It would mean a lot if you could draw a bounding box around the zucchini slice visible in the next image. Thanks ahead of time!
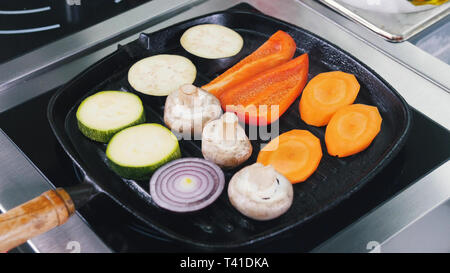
[128,54,196,96]
[76,91,145,143]
[180,24,243,59]
[106,123,181,180]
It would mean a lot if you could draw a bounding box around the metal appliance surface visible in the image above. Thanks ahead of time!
[0,129,111,253]
[379,198,450,253]
[317,0,450,42]
[0,0,449,252]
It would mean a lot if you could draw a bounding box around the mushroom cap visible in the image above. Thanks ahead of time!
[201,112,252,168]
[228,163,293,221]
[164,84,222,139]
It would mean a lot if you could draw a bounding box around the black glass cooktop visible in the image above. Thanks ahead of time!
[0,89,449,252]
[0,0,152,64]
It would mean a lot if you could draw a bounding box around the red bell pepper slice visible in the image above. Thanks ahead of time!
[220,53,309,126]
[202,30,296,98]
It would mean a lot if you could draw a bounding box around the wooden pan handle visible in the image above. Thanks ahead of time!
[0,188,75,252]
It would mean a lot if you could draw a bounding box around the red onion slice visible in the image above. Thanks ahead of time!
[149,158,225,212]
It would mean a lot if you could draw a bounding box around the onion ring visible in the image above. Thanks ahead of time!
[149,158,225,212]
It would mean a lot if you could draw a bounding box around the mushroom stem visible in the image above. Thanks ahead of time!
[222,113,238,141]
[248,164,277,190]
[179,84,198,106]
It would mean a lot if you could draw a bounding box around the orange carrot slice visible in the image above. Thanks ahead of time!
[202,30,296,98]
[300,71,360,127]
[325,104,382,157]
[221,54,309,125]
[257,130,322,184]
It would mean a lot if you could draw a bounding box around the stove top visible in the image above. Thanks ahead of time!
[0,88,448,252]
[0,0,152,64]
[0,0,449,253]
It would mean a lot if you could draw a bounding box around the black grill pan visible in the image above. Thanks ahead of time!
[46,3,411,248]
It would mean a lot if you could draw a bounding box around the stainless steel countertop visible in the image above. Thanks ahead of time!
[0,0,449,252]
[0,130,111,253]
[317,0,450,42]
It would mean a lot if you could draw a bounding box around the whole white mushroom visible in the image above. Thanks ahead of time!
[228,163,293,221]
[164,84,222,139]
[201,112,252,168]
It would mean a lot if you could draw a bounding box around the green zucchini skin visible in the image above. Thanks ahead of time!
[106,123,181,180]
[76,91,146,143]
[107,145,181,180]
[77,111,146,143]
